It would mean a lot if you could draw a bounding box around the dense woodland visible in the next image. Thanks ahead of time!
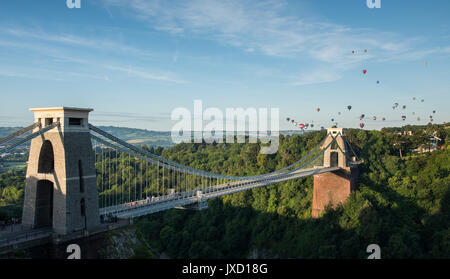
[0,124,449,258]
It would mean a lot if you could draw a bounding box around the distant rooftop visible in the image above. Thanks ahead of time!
[29,107,94,112]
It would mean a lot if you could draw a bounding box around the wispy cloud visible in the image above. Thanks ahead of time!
[100,0,401,60]
[105,65,186,83]
[1,27,153,57]
[289,70,342,86]
[0,69,65,81]
[92,111,171,123]
[100,0,450,86]
[0,26,186,84]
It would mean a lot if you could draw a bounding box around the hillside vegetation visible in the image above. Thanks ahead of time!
[135,125,450,259]
[0,124,449,258]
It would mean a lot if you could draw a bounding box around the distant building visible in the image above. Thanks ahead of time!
[397,131,413,136]
[414,135,443,153]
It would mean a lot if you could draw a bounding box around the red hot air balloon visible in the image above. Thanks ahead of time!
[317,108,320,112]
[299,124,305,130]
[360,123,365,128]
[362,69,367,74]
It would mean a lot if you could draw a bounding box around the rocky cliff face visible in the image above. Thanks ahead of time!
[99,226,152,259]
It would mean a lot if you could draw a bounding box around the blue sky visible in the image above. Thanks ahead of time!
[0,0,449,131]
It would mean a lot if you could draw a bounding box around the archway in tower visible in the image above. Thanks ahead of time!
[330,152,339,167]
[38,140,54,174]
[35,180,54,228]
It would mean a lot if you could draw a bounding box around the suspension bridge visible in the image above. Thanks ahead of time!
[0,107,360,253]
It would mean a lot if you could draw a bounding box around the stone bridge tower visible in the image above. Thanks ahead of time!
[22,107,100,235]
[312,128,359,218]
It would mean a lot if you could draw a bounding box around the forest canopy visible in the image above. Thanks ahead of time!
[0,124,449,258]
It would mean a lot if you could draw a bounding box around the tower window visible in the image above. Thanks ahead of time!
[78,160,84,193]
[45,118,53,126]
[80,199,86,217]
[69,118,82,126]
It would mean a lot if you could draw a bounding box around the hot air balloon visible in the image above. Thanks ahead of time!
[364,49,367,53]
[298,124,304,130]
[360,123,365,128]
[310,124,314,128]
[338,112,341,116]
[377,80,380,84]
[362,69,367,74]
[331,118,335,122]
[321,126,325,130]
[413,97,416,101]
[433,110,436,114]
[417,117,421,121]
[402,116,406,121]
[421,99,424,102]
[286,118,290,121]
[382,117,386,121]
[402,105,406,109]
[317,108,320,112]
[291,120,294,123]
[352,50,355,54]
[347,105,352,110]
[373,116,377,121]
[430,118,434,122]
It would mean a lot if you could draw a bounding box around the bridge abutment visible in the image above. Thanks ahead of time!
[312,167,358,218]
[312,128,359,218]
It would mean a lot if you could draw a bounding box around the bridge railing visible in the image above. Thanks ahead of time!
[0,228,52,248]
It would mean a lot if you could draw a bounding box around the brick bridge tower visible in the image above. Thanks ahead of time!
[312,128,359,218]
[22,107,100,235]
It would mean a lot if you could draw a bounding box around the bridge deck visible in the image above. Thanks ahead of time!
[100,166,340,219]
